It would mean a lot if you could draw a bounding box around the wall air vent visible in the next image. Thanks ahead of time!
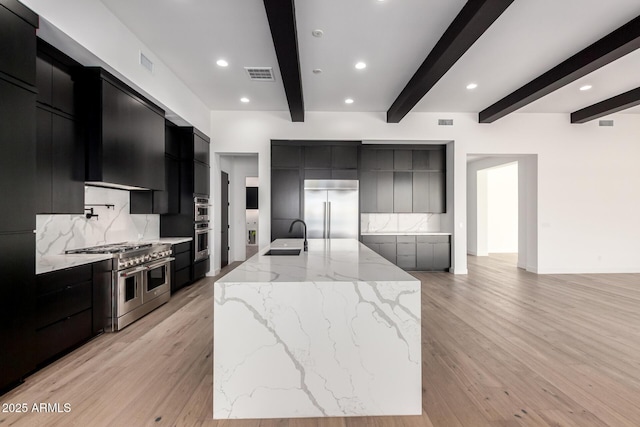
[140,52,153,73]
[245,67,275,81]
[599,120,614,127]
[438,119,454,126]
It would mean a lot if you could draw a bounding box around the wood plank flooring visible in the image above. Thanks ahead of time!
[1,254,639,426]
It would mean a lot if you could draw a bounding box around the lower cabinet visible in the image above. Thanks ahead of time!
[171,241,192,293]
[362,234,450,272]
[34,261,108,366]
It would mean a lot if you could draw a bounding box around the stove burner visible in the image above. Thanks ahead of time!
[66,242,153,254]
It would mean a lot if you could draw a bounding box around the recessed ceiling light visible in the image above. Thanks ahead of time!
[466,83,478,90]
[312,29,324,38]
[355,62,367,70]
[312,68,323,74]
[240,97,250,103]
[580,85,593,91]
[216,59,228,67]
[345,98,354,104]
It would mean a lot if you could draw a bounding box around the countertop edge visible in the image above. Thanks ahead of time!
[361,232,452,236]
[36,254,113,275]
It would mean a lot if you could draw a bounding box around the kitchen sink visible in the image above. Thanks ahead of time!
[263,248,301,256]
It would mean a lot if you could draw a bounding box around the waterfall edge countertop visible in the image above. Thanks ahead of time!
[217,238,417,283]
[214,238,421,419]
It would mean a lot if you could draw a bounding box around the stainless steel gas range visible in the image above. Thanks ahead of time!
[67,242,174,331]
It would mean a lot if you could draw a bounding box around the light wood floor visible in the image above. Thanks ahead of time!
[2,254,640,426]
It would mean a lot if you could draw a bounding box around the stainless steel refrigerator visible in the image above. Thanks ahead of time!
[304,180,359,239]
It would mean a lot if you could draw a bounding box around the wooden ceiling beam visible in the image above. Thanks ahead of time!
[263,0,304,122]
[571,87,640,123]
[480,15,640,123]
[386,0,515,123]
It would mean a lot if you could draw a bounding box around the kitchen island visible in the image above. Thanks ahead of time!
[214,238,421,419]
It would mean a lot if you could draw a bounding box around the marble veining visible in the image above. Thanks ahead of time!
[361,213,441,233]
[36,186,159,258]
[214,239,421,419]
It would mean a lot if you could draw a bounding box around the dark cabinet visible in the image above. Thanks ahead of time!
[36,107,84,214]
[360,146,446,213]
[362,235,396,264]
[305,145,331,169]
[393,172,412,213]
[331,146,358,169]
[194,161,210,196]
[92,260,111,334]
[0,232,35,391]
[79,68,165,190]
[171,241,192,293]
[194,133,210,165]
[417,235,450,271]
[0,2,37,86]
[272,145,301,168]
[0,77,36,233]
[35,48,75,115]
[34,263,99,365]
[272,169,301,220]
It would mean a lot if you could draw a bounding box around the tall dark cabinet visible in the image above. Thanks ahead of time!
[160,125,211,289]
[0,0,38,392]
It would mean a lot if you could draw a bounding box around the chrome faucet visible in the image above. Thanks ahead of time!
[288,219,308,251]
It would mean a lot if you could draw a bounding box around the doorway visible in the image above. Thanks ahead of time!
[221,171,229,268]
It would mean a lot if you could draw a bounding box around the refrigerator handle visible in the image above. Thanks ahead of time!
[323,201,327,239]
[327,201,331,238]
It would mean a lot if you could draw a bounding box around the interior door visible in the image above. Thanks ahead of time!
[221,171,229,267]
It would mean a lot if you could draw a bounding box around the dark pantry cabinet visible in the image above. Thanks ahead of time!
[0,0,38,392]
[78,68,165,190]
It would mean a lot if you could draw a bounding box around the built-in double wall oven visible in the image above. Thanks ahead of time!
[194,196,210,262]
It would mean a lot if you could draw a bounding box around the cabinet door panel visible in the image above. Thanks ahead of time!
[52,64,75,115]
[433,243,451,271]
[429,172,446,213]
[0,232,35,388]
[397,254,416,270]
[378,242,396,264]
[429,148,445,171]
[0,5,36,85]
[305,146,331,169]
[359,171,377,213]
[0,79,36,232]
[36,54,53,106]
[332,146,358,169]
[271,219,302,241]
[393,172,412,213]
[194,161,210,196]
[52,114,84,213]
[376,172,393,213]
[194,134,209,164]
[412,150,429,170]
[36,309,91,365]
[92,260,111,334]
[271,169,301,219]
[305,169,331,180]
[331,169,358,180]
[36,108,53,214]
[377,150,394,170]
[412,172,429,212]
[272,145,301,168]
[394,150,412,170]
[397,242,416,255]
[416,243,434,270]
[361,149,376,170]
[164,155,180,213]
[36,280,92,329]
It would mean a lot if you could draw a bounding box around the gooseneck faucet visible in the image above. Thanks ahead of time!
[288,219,308,251]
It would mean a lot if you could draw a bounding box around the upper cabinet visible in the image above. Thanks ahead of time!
[35,40,84,214]
[0,1,37,86]
[360,146,446,214]
[78,68,165,190]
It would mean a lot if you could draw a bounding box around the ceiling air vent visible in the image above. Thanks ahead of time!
[245,67,275,81]
[140,52,153,73]
[599,120,614,127]
[438,119,454,126]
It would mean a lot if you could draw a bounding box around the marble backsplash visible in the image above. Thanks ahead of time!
[360,213,441,233]
[36,186,159,257]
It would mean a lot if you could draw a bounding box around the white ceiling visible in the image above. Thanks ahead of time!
[100,0,640,119]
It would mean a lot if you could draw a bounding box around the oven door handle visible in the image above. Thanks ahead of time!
[145,257,175,270]
[120,266,147,278]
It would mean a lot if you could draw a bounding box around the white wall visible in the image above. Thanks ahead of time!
[23,0,211,133]
[487,162,518,253]
[211,110,640,274]
[214,155,258,272]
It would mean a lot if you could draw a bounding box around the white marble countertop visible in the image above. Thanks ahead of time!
[218,238,417,283]
[149,237,193,244]
[36,254,113,275]
[361,231,452,236]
